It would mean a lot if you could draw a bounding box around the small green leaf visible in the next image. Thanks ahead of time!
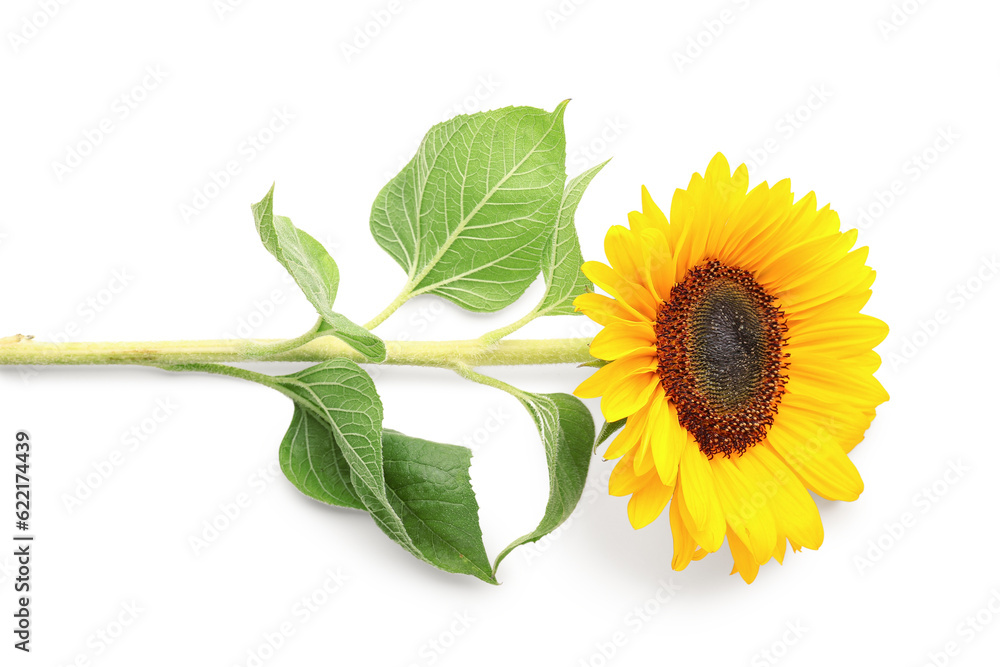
[595,418,626,454]
[253,186,386,361]
[493,391,594,574]
[274,361,495,582]
[535,160,609,316]
[279,405,364,510]
[370,103,568,312]
[315,313,384,362]
[382,430,496,584]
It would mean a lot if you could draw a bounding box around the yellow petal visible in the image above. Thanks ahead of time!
[727,529,761,584]
[628,478,674,529]
[641,185,669,230]
[772,536,788,565]
[604,404,649,460]
[702,155,749,257]
[582,261,658,320]
[605,225,647,287]
[777,392,878,454]
[784,362,889,409]
[669,189,704,281]
[676,437,726,551]
[766,413,865,501]
[669,496,698,571]
[627,210,653,233]
[716,181,784,268]
[573,292,640,326]
[650,399,684,487]
[633,385,665,475]
[638,227,676,302]
[609,449,642,496]
[589,321,656,361]
[574,352,656,399]
[740,446,824,551]
[788,313,889,349]
[784,259,875,316]
[710,455,778,565]
[600,369,660,422]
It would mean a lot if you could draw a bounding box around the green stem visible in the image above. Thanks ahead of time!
[154,362,333,424]
[449,362,527,400]
[157,361,276,386]
[241,317,324,359]
[0,336,594,368]
[477,308,540,346]
[364,284,415,330]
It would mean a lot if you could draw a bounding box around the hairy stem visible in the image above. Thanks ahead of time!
[240,317,324,359]
[363,285,414,330]
[477,308,540,346]
[450,362,527,400]
[156,361,278,386]
[154,362,334,424]
[0,336,594,368]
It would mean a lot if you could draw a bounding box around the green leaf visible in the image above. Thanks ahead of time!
[314,312,384,362]
[252,186,386,361]
[273,360,418,557]
[595,418,626,454]
[274,361,495,583]
[279,405,365,510]
[535,160,609,316]
[382,430,495,584]
[370,103,568,312]
[493,391,595,574]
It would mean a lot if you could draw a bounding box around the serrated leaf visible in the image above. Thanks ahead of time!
[273,360,419,560]
[382,430,495,584]
[253,186,386,361]
[535,160,609,316]
[370,103,568,312]
[279,405,365,510]
[493,392,594,574]
[595,418,626,454]
[273,361,495,582]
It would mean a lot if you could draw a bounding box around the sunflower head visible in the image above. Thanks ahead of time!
[574,153,888,583]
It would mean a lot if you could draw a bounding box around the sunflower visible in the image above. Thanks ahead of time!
[574,153,888,583]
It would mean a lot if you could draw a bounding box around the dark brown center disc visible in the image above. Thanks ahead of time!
[655,260,788,458]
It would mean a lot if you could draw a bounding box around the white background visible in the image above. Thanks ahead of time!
[2,1,998,665]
